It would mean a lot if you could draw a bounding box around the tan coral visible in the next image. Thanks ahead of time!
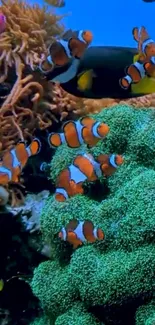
[56,86,155,116]
[0,0,65,154]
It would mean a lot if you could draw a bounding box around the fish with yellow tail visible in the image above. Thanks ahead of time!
[48,116,109,149]
[0,138,41,185]
[55,153,124,202]
[58,219,104,249]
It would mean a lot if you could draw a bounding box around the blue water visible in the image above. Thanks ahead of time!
[35,0,155,47]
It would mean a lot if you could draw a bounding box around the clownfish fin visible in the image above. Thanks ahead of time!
[48,132,64,148]
[28,138,41,156]
[101,163,109,173]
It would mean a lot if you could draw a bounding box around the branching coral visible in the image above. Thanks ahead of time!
[30,104,155,325]
[0,0,66,153]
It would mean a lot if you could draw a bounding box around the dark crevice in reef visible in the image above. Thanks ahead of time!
[0,210,47,325]
[90,293,153,325]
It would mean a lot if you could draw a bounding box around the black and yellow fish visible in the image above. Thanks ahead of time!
[38,26,155,99]
[43,45,155,99]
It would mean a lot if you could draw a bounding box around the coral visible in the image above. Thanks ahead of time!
[55,302,101,325]
[57,88,155,117]
[9,190,50,232]
[29,315,52,325]
[30,104,155,324]
[49,104,152,180]
[135,301,155,325]
[0,0,65,154]
[31,260,77,317]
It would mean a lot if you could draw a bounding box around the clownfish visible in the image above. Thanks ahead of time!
[48,117,110,149]
[119,26,155,91]
[58,218,104,249]
[55,153,124,202]
[133,26,155,59]
[39,29,93,84]
[40,25,155,99]
[119,60,146,90]
[0,138,41,185]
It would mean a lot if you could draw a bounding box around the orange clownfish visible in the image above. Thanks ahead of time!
[132,26,155,59]
[58,218,104,249]
[39,29,93,73]
[119,26,155,90]
[48,117,110,149]
[55,153,124,202]
[0,138,41,185]
[119,60,146,90]
[96,153,124,176]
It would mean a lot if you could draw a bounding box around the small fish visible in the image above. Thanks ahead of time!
[133,26,155,59]
[96,153,124,176]
[0,279,4,291]
[120,27,155,90]
[0,13,6,34]
[39,30,92,83]
[48,117,109,148]
[55,153,123,202]
[67,30,93,59]
[0,138,41,185]
[58,218,104,249]
[119,60,146,90]
[40,30,92,69]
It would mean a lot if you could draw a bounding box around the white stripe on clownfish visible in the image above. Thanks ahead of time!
[75,120,85,145]
[92,121,103,138]
[83,153,102,178]
[0,166,12,180]
[93,227,98,239]
[61,227,67,241]
[55,187,69,199]
[109,154,118,168]
[11,149,21,168]
[74,220,86,242]
[47,39,72,66]
[142,38,154,53]
[78,30,86,43]
[69,164,87,183]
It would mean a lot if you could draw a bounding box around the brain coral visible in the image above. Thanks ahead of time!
[30,104,155,325]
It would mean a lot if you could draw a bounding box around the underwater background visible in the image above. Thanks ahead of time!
[36,0,155,46]
[0,0,155,324]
